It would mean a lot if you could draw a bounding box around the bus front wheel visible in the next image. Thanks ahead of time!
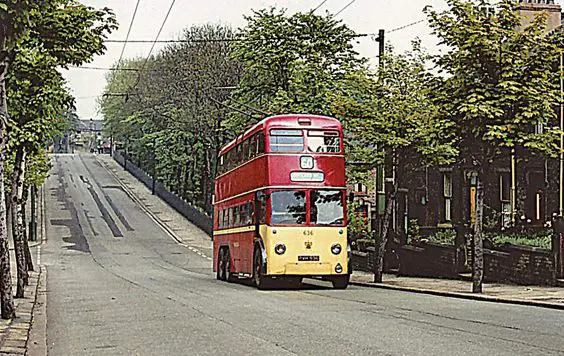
[331,275,350,289]
[253,250,271,290]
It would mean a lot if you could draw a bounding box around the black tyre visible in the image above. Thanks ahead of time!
[224,249,235,282]
[331,275,350,289]
[253,249,270,290]
[217,248,226,281]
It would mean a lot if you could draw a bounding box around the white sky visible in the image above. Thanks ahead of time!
[62,0,564,120]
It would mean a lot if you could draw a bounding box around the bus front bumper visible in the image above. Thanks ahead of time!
[269,262,348,276]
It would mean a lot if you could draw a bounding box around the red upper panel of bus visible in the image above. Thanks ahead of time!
[215,114,345,204]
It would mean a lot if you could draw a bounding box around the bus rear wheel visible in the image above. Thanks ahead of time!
[253,250,271,290]
[331,275,350,289]
[217,248,226,281]
[224,249,235,282]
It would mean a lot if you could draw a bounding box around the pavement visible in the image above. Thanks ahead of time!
[0,185,45,355]
[9,153,564,355]
[351,271,564,309]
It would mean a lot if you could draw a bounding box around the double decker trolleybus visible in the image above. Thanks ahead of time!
[213,114,350,289]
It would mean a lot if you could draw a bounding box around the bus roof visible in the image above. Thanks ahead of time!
[219,114,342,155]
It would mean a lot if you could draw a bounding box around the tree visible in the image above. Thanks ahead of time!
[425,0,561,292]
[101,24,240,214]
[334,41,456,282]
[0,0,116,316]
[228,7,365,133]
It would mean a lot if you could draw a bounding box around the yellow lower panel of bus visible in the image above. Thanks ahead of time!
[261,225,348,276]
[283,263,333,275]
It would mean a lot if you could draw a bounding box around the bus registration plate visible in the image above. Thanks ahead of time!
[298,255,320,262]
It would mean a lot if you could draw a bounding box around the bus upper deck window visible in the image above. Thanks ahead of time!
[269,129,304,152]
[307,131,341,153]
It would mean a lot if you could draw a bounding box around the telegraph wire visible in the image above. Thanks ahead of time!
[72,66,140,71]
[129,0,176,95]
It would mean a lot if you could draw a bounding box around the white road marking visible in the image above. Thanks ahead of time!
[97,156,212,261]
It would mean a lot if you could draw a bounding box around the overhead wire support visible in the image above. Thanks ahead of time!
[227,97,270,117]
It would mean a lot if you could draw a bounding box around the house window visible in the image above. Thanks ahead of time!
[500,174,511,227]
[443,174,452,222]
[499,174,510,202]
[535,123,544,134]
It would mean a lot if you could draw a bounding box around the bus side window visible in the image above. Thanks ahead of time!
[234,206,240,226]
[227,207,232,228]
[247,202,253,224]
[257,132,265,154]
[249,136,256,160]
[256,192,267,224]
[236,144,242,166]
[242,140,249,164]
[240,203,247,225]
[218,210,223,229]
[223,209,229,228]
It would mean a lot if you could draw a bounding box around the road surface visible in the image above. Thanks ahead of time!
[42,153,564,355]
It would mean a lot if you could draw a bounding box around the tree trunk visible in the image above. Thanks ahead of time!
[22,185,33,272]
[11,145,27,298]
[473,175,485,293]
[374,183,397,283]
[0,30,15,318]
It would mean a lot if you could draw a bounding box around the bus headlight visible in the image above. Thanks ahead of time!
[275,244,286,255]
[331,243,342,255]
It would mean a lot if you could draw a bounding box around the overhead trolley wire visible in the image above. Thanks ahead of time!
[311,0,329,13]
[334,0,356,16]
[388,19,426,33]
[139,0,176,73]
[117,0,142,67]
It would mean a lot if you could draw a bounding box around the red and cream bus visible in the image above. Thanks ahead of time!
[213,114,350,289]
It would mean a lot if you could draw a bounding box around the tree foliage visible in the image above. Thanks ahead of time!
[101,24,240,213]
[0,0,116,315]
[227,8,366,133]
[426,0,561,161]
[425,0,562,293]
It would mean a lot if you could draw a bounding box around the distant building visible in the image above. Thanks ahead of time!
[75,119,103,134]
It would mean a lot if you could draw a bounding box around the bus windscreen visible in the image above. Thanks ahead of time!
[271,190,306,224]
[310,190,344,225]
